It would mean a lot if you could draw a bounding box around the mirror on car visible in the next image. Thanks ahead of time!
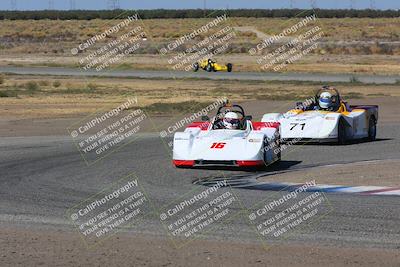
[201,115,210,121]
[244,115,252,121]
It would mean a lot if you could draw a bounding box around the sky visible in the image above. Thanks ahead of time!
[1,0,399,11]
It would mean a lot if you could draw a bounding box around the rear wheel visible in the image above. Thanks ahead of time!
[227,63,233,72]
[263,138,281,167]
[262,138,269,167]
[337,118,347,145]
[192,62,199,72]
[206,64,213,72]
[368,116,377,141]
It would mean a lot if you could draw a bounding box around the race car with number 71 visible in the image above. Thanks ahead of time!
[261,86,378,144]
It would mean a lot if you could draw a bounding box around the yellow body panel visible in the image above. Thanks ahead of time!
[291,102,362,116]
[198,59,231,72]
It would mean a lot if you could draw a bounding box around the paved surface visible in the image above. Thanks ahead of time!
[1,66,400,84]
[0,121,399,250]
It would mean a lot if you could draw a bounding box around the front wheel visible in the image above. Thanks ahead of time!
[368,116,377,141]
[273,138,281,165]
[263,138,281,167]
[206,64,213,72]
[192,62,199,72]
[226,63,233,72]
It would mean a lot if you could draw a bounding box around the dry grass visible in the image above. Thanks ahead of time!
[0,17,399,75]
[0,17,399,55]
[230,17,400,41]
[0,74,398,119]
[0,17,398,43]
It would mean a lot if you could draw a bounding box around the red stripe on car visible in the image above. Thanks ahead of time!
[186,122,210,131]
[236,160,265,166]
[252,122,280,130]
[173,160,195,167]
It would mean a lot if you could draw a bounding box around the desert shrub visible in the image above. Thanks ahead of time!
[0,90,17,97]
[38,80,49,86]
[65,84,97,94]
[25,81,40,93]
[87,83,98,90]
[53,80,61,87]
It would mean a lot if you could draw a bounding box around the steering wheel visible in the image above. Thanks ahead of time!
[213,105,246,129]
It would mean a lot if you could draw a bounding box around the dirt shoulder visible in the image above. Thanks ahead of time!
[1,225,399,267]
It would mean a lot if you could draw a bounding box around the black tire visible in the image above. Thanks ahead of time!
[337,117,347,145]
[226,63,233,72]
[274,138,281,165]
[262,138,269,167]
[192,62,199,72]
[206,64,213,72]
[368,116,377,141]
[263,138,281,167]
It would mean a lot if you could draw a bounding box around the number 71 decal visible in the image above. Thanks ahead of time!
[290,123,306,130]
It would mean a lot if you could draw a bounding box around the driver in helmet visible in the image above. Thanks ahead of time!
[222,112,241,130]
[318,91,333,110]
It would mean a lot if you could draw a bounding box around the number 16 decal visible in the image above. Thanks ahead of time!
[210,142,226,149]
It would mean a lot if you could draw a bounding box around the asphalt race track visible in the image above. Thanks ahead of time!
[1,66,400,84]
[1,121,399,250]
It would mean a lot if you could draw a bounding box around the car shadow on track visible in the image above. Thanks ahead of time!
[293,138,391,146]
[188,160,302,173]
[192,160,302,186]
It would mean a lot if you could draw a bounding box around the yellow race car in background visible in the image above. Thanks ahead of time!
[193,59,233,72]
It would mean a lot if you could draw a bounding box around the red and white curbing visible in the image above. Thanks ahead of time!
[241,182,400,196]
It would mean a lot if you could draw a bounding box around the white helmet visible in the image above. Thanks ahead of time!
[223,112,240,129]
[319,91,332,109]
